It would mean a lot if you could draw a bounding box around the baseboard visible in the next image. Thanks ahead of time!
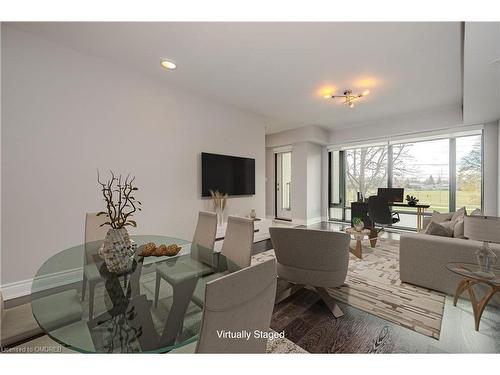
[1,267,83,300]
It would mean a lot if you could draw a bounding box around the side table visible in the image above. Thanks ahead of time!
[446,262,500,331]
[345,227,377,259]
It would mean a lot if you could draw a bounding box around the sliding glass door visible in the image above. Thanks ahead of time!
[328,131,483,228]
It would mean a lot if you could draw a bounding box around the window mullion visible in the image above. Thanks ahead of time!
[449,138,456,212]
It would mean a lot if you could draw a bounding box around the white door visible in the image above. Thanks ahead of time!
[276,151,292,220]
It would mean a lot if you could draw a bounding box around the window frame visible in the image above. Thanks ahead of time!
[328,132,484,226]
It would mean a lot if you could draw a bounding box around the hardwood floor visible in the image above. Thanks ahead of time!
[270,288,500,353]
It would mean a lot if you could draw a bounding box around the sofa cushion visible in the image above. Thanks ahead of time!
[431,211,454,223]
[451,207,467,238]
[469,208,483,216]
[453,220,466,239]
[424,221,453,237]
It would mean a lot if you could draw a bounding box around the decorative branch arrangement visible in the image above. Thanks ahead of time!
[97,170,142,229]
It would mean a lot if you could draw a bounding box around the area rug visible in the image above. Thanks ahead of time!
[252,239,446,340]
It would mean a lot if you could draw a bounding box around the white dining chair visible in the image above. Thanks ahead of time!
[82,212,109,319]
[171,258,277,353]
[154,211,218,307]
[189,215,255,307]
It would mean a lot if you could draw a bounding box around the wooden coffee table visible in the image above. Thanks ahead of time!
[345,227,377,259]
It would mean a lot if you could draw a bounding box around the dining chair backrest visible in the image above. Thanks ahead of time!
[368,195,393,225]
[84,212,109,265]
[221,216,254,271]
[195,258,277,353]
[190,211,218,265]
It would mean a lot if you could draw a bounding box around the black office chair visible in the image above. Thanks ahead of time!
[367,195,400,233]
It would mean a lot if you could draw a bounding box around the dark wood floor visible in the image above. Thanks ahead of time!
[271,288,445,354]
[271,286,500,353]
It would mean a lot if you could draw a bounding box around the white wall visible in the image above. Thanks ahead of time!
[329,105,463,145]
[463,22,500,125]
[266,125,329,148]
[306,143,322,222]
[1,26,266,293]
[483,122,498,216]
[265,141,323,225]
[0,23,3,289]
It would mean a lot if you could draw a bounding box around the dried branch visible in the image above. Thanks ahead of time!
[97,170,140,229]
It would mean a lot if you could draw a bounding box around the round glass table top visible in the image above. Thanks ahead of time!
[31,235,230,353]
[446,262,500,285]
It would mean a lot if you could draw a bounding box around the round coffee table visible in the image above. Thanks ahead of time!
[446,262,500,331]
[345,227,377,259]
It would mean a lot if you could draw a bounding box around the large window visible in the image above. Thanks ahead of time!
[345,146,388,206]
[456,135,482,212]
[392,139,450,213]
[328,131,483,228]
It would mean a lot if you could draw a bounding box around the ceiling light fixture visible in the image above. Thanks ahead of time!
[160,58,177,70]
[325,89,370,108]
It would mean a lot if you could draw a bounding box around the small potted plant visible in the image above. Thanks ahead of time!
[406,194,419,207]
[97,171,142,273]
[353,217,364,231]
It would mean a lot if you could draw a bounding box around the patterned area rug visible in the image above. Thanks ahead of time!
[252,238,446,340]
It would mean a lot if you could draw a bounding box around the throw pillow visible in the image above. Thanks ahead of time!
[425,221,453,237]
[431,211,454,223]
[451,207,467,223]
[453,220,466,239]
[469,208,483,216]
[451,207,467,238]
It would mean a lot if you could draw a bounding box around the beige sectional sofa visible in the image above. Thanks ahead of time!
[400,218,500,307]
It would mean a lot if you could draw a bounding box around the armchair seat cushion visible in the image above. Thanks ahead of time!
[277,263,347,288]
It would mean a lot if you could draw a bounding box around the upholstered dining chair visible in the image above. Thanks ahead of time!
[171,258,277,353]
[269,227,350,318]
[82,212,109,319]
[189,215,255,307]
[154,211,218,307]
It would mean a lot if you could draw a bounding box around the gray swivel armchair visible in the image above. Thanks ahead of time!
[269,227,350,318]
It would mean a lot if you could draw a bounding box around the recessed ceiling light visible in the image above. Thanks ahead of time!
[160,59,177,70]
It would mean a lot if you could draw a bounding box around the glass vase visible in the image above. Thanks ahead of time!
[475,241,498,276]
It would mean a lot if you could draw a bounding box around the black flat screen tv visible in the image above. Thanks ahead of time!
[201,152,255,197]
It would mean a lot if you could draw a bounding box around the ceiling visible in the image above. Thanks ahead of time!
[10,22,463,134]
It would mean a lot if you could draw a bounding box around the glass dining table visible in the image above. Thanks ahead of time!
[31,235,232,353]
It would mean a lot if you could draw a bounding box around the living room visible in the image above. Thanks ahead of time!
[1,1,499,373]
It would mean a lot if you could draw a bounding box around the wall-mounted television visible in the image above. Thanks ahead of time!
[201,152,255,197]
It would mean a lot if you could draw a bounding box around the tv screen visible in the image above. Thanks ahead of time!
[201,152,255,197]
